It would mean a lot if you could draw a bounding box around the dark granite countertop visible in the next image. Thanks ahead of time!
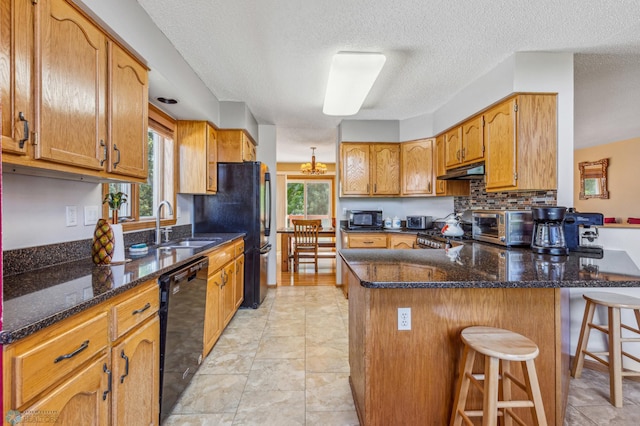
[340,226,419,234]
[1,232,244,344]
[339,241,640,289]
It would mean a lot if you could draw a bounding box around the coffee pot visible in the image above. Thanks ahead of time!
[531,207,569,255]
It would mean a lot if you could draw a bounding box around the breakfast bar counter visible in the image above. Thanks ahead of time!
[339,243,640,426]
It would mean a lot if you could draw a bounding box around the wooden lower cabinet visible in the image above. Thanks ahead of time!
[388,234,416,249]
[203,238,244,357]
[347,270,568,425]
[347,233,388,248]
[18,354,110,426]
[2,279,160,426]
[111,316,160,426]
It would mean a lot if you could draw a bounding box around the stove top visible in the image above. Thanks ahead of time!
[416,228,473,249]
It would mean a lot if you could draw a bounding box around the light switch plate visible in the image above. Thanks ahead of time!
[84,205,99,226]
[65,206,78,227]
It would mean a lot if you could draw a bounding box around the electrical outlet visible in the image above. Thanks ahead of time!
[84,205,99,225]
[398,307,411,331]
[65,206,78,227]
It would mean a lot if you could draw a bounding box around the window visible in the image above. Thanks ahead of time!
[286,178,332,228]
[102,105,176,230]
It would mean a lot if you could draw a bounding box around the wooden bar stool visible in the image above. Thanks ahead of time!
[571,292,640,407]
[451,326,547,426]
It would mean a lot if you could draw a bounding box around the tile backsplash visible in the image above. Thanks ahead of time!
[454,179,557,212]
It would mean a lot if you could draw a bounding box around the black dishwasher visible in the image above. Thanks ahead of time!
[158,257,209,423]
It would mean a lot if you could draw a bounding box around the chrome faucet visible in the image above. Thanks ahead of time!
[156,200,174,245]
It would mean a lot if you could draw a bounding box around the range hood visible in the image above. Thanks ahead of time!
[437,163,485,180]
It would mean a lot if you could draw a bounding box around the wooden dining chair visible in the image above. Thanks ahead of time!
[292,219,321,272]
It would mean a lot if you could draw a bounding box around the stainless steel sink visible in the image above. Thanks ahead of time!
[160,238,222,249]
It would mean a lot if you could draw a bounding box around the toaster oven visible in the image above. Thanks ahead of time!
[406,215,432,230]
[472,210,533,246]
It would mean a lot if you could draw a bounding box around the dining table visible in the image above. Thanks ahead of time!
[277,227,336,271]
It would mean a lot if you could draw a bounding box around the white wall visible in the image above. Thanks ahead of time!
[2,173,102,249]
[257,125,278,286]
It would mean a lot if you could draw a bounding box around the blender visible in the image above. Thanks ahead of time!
[531,207,569,255]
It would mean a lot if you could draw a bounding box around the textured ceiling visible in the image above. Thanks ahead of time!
[136,0,640,162]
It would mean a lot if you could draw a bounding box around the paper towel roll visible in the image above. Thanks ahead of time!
[111,223,125,263]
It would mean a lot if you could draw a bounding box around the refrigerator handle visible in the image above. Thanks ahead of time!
[264,171,272,236]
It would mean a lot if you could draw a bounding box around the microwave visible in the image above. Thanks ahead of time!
[347,210,383,230]
[406,215,432,230]
[472,210,533,246]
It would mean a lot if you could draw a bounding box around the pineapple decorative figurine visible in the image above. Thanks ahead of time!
[92,218,115,264]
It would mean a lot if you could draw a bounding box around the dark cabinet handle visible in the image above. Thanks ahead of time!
[222,270,229,286]
[103,363,112,400]
[113,144,121,167]
[18,112,29,148]
[132,302,151,315]
[120,350,129,383]
[54,340,89,363]
[100,140,107,166]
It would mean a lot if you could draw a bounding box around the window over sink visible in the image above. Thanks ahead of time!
[102,105,177,230]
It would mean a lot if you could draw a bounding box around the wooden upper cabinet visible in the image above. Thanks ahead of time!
[461,115,484,164]
[444,126,462,169]
[217,129,256,162]
[340,143,371,195]
[435,135,469,197]
[0,0,32,156]
[1,0,149,183]
[107,42,149,180]
[371,143,400,195]
[178,121,218,194]
[484,94,557,192]
[445,116,484,169]
[34,0,107,171]
[401,138,434,196]
[484,100,516,189]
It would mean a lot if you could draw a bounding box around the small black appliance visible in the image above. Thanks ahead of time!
[563,208,604,256]
[530,207,569,255]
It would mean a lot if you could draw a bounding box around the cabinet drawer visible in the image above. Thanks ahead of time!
[348,234,388,248]
[111,281,159,341]
[234,239,245,257]
[207,243,235,274]
[10,310,108,408]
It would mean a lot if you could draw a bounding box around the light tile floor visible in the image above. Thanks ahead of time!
[164,285,640,425]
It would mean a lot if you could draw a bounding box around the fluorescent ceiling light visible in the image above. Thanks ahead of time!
[323,52,386,116]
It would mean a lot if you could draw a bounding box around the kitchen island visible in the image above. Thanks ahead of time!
[340,243,640,426]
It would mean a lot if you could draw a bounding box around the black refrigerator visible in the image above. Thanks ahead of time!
[193,162,271,308]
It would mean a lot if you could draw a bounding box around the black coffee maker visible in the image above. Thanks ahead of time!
[531,207,569,255]
[563,208,604,256]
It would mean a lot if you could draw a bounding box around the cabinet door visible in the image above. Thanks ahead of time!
[242,133,255,161]
[107,42,148,180]
[204,269,223,356]
[112,316,160,426]
[484,99,517,190]
[34,0,106,170]
[222,262,236,327]
[371,144,400,195]
[444,127,462,168]
[389,234,416,249]
[20,354,110,425]
[207,124,218,192]
[401,139,434,195]
[1,0,31,156]
[340,143,370,195]
[461,115,484,164]
[234,254,245,310]
[435,135,447,195]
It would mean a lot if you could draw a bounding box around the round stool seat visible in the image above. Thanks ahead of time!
[461,326,539,361]
[583,292,640,309]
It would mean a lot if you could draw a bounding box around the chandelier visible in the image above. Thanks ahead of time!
[300,146,327,175]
